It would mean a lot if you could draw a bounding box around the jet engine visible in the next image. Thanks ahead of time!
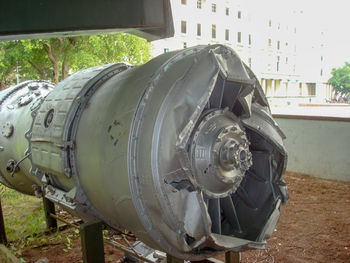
[0,45,288,260]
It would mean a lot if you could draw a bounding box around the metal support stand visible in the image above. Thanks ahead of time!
[42,197,57,230]
[0,196,7,244]
[166,255,184,263]
[80,220,105,263]
[225,251,240,263]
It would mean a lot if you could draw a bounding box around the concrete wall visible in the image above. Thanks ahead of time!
[274,115,350,181]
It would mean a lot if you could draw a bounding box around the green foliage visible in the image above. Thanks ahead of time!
[328,62,350,96]
[1,186,46,243]
[0,33,152,88]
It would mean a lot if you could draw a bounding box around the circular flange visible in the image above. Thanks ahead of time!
[190,109,252,198]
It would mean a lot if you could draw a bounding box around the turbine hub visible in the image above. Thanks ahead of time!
[190,109,252,198]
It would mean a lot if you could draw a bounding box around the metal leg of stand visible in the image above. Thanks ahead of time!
[166,254,184,263]
[42,197,57,230]
[225,251,240,263]
[0,196,7,244]
[80,220,105,263]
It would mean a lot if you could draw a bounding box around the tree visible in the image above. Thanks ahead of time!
[0,33,152,89]
[328,62,350,96]
[0,45,16,90]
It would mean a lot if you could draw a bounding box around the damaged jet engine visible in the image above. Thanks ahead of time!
[0,45,288,260]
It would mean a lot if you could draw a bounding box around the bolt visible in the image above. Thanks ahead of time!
[240,150,247,161]
[47,185,56,194]
[32,184,42,198]
[64,194,74,203]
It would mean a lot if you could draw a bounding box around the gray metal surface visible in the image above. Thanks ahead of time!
[0,45,288,260]
[0,81,53,194]
[0,0,173,41]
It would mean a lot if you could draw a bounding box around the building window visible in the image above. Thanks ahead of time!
[286,57,289,64]
[277,56,280,72]
[197,0,202,9]
[181,21,187,34]
[248,58,252,68]
[307,83,316,96]
[183,42,187,48]
[248,34,252,45]
[237,32,241,43]
[212,3,216,13]
[294,27,297,33]
[269,20,272,27]
[212,24,216,39]
[268,38,272,47]
[320,69,323,76]
[225,29,229,41]
[321,56,323,61]
[277,41,280,50]
[285,42,288,47]
[181,0,186,5]
[164,48,169,53]
[226,8,229,16]
[278,23,280,30]
[238,11,241,19]
[197,24,201,36]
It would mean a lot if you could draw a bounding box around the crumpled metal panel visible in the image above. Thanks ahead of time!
[128,45,288,259]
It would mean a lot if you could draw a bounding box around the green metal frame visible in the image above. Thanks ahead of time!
[0,0,173,41]
[0,196,7,245]
[80,220,105,263]
[42,198,58,230]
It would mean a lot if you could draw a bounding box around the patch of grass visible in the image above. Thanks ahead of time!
[1,185,47,243]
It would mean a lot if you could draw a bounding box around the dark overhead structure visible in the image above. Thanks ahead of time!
[0,0,173,41]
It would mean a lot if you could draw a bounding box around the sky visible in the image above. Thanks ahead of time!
[265,0,350,69]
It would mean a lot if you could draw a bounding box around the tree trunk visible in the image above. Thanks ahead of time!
[0,81,5,91]
[53,63,59,83]
[42,39,64,83]
[62,58,69,80]
[29,61,46,79]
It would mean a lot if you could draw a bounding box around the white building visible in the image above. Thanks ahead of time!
[152,0,332,104]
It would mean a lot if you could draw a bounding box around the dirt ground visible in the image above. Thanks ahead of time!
[19,172,350,263]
